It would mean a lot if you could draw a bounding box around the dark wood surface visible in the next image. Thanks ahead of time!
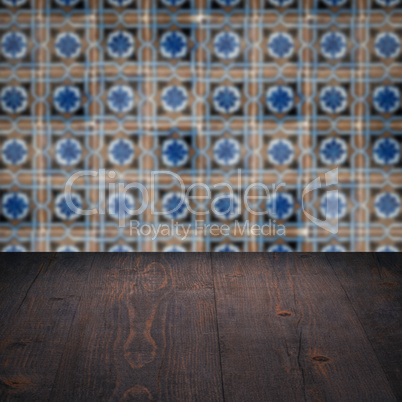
[0,253,400,402]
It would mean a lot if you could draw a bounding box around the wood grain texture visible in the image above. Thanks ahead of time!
[0,253,95,401]
[49,253,223,402]
[0,254,50,339]
[0,253,400,402]
[211,253,397,402]
[326,252,402,400]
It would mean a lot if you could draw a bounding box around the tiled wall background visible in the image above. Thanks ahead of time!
[0,0,401,251]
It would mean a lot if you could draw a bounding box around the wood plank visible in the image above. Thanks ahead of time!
[0,253,95,401]
[50,253,223,402]
[327,252,402,400]
[211,253,396,402]
[0,254,52,338]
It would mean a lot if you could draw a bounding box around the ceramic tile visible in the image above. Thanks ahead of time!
[0,0,401,251]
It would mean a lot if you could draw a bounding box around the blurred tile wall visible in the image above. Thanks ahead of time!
[0,0,401,251]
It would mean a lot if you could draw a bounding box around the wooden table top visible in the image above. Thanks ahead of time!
[0,253,401,401]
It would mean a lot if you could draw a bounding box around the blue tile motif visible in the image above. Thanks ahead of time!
[0,0,401,252]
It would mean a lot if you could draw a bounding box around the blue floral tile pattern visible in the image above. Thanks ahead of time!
[107,85,135,114]
[3,244,27,252]
[374,33,400,59]
[160,31,188,59]
[54,193,82,221]
[1,86,28,114]
[214,138,240,167]
[213,86,241,114]
[0,0,401,251]
[320,138,348,165]
[108,193,136,220]
[1,32,27,59]
[55,33,81,59]
[2,193,29,220]
[162,86,188,112]
[214,32,241,59]
[268,244,293,252]
[215,244,240,252]
[2,139,28,166]
[2,0,27,6]
[212,194,241,221]
[267,193,294,220]
[320,32,347,60]
[268,139,295,166]
[108,0,132,6]
[268,32,294,59]
[375,192,400,219]
[320,86,348,114]
[55,138,82,166]
[373,86,400,114]
[162,138,189,167]
[162,192,189,220]
[107,31,135,59]
[53,86,81,114]
[320,192,348,220]
[56,0,80,6]
[373,138,400,166]
[266,86,294,114]
[108,139,135,166]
